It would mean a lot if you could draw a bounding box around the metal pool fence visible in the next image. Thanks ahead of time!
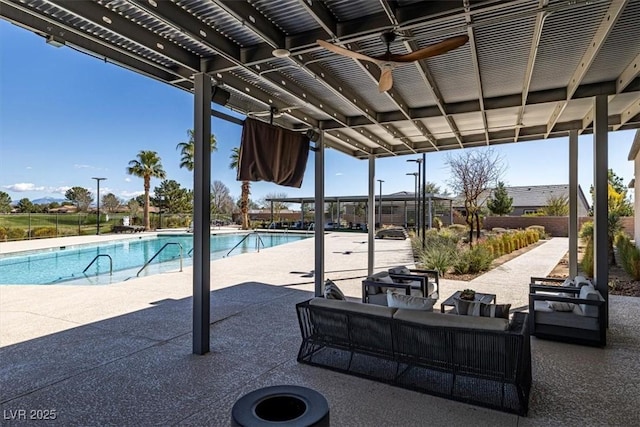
[0,213,199,241]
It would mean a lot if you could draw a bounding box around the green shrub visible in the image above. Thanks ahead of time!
[3,227,26,241]
[30,227,57,238]
[448,224,467,236]
[614,233,640,280]
[579,221,593,242]
[453,244,494,274]
[526,225,547,239]
[419,246,456,276]
[581,239,594,277]
[501,234,513,254]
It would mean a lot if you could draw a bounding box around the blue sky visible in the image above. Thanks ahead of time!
[1,20,637,206]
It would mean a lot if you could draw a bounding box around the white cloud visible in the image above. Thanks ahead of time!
[73,164,93,169]
[335,172,343,176]
[50,186,71,195]
[3,183,45,192]
[26,166,32,170]
[124,177,131,182]
[119,190,144,199]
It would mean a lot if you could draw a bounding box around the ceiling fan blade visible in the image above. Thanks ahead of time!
[378,69,394,92]
[386,35,469,63]
[317,39,382,65]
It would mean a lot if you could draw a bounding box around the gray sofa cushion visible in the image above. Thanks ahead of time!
[309,297,398,318]
[386,291,435,311]
[393,309,509,331]
[534,309,599,331]
[533,300,599,331]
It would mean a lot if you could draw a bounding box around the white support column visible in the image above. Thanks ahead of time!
[192,73,212,355]
[569,130,579,277]
[314,132,325,297]
[593,95,609,326]
[368,155,375,276]
[635,154,640,245]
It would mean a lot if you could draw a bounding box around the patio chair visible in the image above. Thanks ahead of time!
[529,276,606,347]
[362,266,439,306]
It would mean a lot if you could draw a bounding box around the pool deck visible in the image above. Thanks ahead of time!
[1,232,639,426]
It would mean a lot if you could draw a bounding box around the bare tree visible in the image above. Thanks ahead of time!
[101,193,122,213]
[262,192,289,221]
[447,148,505,245]
[210,180,234,216]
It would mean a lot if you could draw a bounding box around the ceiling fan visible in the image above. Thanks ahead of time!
[317,32,469,92]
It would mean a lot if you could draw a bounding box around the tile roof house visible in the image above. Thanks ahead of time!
[453,184,591,217]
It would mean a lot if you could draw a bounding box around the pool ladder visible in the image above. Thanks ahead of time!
[83,254,113,276]
[137,242,183,277]
[225,232,265,257]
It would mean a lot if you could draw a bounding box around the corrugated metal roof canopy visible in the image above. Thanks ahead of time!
[3,0,639,159]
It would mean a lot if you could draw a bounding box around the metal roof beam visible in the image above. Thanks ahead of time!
[545,0,628,137]
[515,0,549,142]
[316,78,639,130]
[212,0,284,49]
[582,52,640,133]
[204,0,529,74]
[127,0,241,66]
[297,0,337,37]
[614,96,640,131]
[464,0,489,145]
[617,52,640,93]
[0,1,193,87]
[48,0,201,72]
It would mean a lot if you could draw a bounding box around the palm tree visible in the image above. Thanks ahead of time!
[126,150,166,230]
[230,146,250,230]
[176,129,217,171]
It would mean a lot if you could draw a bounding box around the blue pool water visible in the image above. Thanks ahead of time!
[0,233,309,285]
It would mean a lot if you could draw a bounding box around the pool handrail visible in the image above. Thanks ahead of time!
[83,254,113,276]
[225,231,265,257]
[137,242,183,277]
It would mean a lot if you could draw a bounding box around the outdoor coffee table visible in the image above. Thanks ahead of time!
[440,291,496,313]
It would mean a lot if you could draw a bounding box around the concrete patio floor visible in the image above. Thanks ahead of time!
[1,232,639,426]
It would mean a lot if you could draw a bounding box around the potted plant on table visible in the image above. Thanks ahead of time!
[459,288,476,300]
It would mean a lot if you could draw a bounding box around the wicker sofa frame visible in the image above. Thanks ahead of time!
[296,299,531,415]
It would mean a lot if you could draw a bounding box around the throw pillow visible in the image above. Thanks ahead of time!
[324,279,345,300]
[547,300,575,311]
[477,302,511,319]
[454,298,511,319]
[386,290,435,311]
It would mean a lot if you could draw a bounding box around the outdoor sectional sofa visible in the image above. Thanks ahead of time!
[296,298,532,415]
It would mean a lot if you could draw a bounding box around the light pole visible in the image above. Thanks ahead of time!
[377,179,384,228]
[92,177,107,235]
[406,172,418,231]
[407,158,422,234]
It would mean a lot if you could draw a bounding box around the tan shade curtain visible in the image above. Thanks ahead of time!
[238,118,310,188]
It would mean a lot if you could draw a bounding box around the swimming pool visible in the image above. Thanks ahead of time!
[0,232,310,285]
